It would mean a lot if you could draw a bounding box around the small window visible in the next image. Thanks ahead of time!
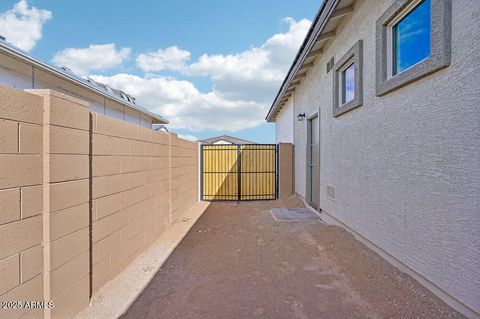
[333,40,363,117]
[376,0,451,96]
[392,0,430,75]
[341,62,355,104]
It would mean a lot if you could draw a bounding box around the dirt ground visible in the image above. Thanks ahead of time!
[120,199,465,319]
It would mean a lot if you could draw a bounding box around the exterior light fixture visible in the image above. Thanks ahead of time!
[297,113,306,121]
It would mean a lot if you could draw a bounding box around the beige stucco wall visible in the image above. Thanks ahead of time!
[0,84,201,319]
[277,0,480,316]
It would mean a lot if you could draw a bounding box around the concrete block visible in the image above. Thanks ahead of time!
[0,188,20,225]
[92,133,109,155]
[144,143,157,156]
[0,215,42,260]
[50,179,89,213]
[95,156,121,177]
[120,156,138,173]
[50,227,89,270]
[108,173,130,194]
[20,185,43,219]
[129,202,145,221]
[50,251,89,298]
[110,136,130,156]
[120,220,138,244]
[50,203,89,241]
[0,85,43,125]
[50,126,89,155]
[50,154,89,183]
[92,176,110,199]
[95,114,138,140]
[0,274,42,319]
[92,254,110,292]
[95,230,120,262]
[51,275,89,319]
[138,127,153,143]
[18,123,42,154]
[20,245,42,284]
[94,192,122,220]
[92,217,109,242]
[129,140,144,156]
[0,155,42,190]
[129,233,144,256]
[110,243,131,273]
[0,254,20,296]
[152,131,169,145]
[121,189,138,208]
[49,95,89,130]
[108,208,130,233]
[0,119,18,153]
[129,171,145,189]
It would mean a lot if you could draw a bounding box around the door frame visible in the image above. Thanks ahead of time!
[305,109,321,210]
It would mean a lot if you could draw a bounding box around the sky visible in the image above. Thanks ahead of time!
[0,0,321,143]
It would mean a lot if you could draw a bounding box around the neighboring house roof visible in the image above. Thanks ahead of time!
[0,38,168,124]
[266,0,353,122]
[199,135,256,144]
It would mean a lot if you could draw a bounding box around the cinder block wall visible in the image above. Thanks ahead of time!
[92,114,170,290]
[29,89,91,319]
[170,136,199,222]
[0,85,44,319]
[0,85,201,319]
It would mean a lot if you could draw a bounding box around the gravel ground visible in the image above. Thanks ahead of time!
[119,199,465,319]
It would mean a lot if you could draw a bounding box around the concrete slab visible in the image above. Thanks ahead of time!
[271,207,321,221]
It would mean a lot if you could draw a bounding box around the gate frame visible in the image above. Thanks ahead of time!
[200,144,279,201]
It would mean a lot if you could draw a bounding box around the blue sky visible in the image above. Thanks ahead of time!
[0,0,321,143]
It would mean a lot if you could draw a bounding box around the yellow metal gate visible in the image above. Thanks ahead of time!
[201,144,278,201]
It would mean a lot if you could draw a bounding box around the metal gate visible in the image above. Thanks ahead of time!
[201,144,278,201]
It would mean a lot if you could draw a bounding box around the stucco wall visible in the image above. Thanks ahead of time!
[0,85,202,319]
[0,52,153,128]
[275,99,294,143]
[284,0,480,315]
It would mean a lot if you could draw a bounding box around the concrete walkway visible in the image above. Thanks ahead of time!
[118,199,464,319]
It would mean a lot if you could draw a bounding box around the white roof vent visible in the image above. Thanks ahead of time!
[60,66,75,75]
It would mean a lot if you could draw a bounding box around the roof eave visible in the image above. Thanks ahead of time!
[0,41,169,125]
[266,0,341,122]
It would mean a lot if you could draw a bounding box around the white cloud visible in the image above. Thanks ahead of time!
[0,0,52,51]
[89,18,311,132]
[186,18,310,101]
[52,43,131,75]
[136,46,190,72]
[91,73,266,132]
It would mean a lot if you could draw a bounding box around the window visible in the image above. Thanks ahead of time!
[333,40,363,117]
[376,0,451,96]
[392,0,430,75]
[341,62,355,104]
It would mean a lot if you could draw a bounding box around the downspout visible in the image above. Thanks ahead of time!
[31,65,35,89]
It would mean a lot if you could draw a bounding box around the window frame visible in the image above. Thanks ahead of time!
[340,60,355,105]
[333,40,363,118]
[376,0,452,96]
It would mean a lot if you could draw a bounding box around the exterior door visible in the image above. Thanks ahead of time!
[308,115,320,208]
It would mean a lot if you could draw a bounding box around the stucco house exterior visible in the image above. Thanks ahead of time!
[0,37,167,128]
[266,0,480,317]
